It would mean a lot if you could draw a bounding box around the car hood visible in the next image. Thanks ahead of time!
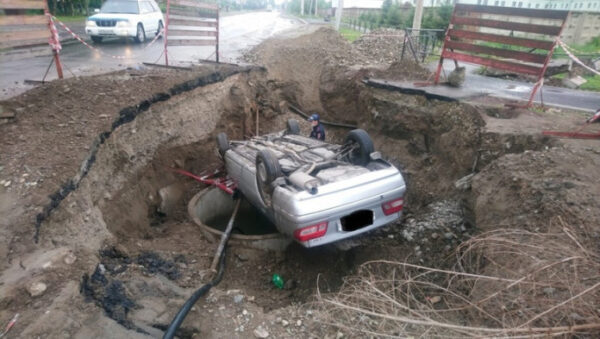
[88,13,140,21]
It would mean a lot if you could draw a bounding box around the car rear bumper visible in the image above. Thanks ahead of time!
[274,177,406,248]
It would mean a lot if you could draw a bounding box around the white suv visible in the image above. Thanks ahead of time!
[86,0,164,43]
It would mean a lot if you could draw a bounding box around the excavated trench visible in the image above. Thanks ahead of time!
[36,63,555,334]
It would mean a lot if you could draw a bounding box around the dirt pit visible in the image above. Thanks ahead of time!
[1,27,599,338]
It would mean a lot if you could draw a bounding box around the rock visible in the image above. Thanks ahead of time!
[336,331,345,339]
[431,232,439,239]
[562,75,587,89]
[27,281,47,297]
[281,320,289,327]
[158,183,185,215]
[64,252,77,265]
[429,296,441,304]
[233,294,244,304]
[3,180,11,187]
[543,287,556,296]
[454,173,474,191]
[296,320,302,327]
[448,67,466,87]
[253,326,269,338]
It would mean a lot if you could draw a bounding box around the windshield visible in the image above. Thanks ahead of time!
[100,1,139,14]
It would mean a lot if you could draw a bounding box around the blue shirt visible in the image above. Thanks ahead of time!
[310,123,325,141]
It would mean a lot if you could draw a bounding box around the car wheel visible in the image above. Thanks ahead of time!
[91,36,103,43]
[134,23,145,43]
[256,149,282,208]
[286,119,300,135]
[216,132,229,158]
[345,129,374,166]
[156,21,163,38]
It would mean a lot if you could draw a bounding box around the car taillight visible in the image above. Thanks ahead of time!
[382,198,403,216]
[294,221,328,242]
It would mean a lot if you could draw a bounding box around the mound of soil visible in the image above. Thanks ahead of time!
[470,147,600,235]
[352,28,406,65]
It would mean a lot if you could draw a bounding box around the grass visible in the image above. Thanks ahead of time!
[552,72,600,92]
[55,15,87,22]
[338,27,362,42]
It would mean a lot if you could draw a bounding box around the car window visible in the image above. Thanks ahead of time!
[100,0,140,14]
[150,0,159,12]
[140,2,153,14]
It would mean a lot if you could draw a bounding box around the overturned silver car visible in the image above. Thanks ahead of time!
[217,119,406,248]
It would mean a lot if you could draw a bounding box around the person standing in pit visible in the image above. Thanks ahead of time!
[308,113,325,141]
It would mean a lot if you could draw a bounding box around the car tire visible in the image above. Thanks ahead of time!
[134,23,145,43]
[216,132,229,158]
[156,21,163,38]
[286,119,300,135]
[256,149,282,208]
[91,36,103,43]
[345,129,374,166]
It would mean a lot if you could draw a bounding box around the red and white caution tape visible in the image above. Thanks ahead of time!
[557,39,600,76]
[48,14,164,60]
[47,15,62,51]
[0,313,19,338]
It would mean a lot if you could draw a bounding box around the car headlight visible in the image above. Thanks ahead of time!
[116,20,131,27]
[86,20,97,27]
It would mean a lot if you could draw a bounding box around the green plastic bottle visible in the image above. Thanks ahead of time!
[272,274,284,289]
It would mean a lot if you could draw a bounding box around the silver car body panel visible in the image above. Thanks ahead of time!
[222,131,406,247]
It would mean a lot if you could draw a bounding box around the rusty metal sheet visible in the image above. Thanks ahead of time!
[442,50,542,76]
[167,8,217,18]
[167,38,216,46]
[0,14,47,25]
[542,131,600,139]
[0,29,50,48]
[0,0,45,9]
[168,15,217,27]
[455,4,568,20]
[170,0,218,10]
[449,29,554,50]
[445,40,548,64]
[166,29,216,37]
[451,16,562,36]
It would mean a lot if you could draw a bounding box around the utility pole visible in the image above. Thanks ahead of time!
[412,0,424,31]
[301,0,304,15]
[315,0,318,16]
[335,0,343,30]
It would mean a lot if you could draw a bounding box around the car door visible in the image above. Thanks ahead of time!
[139,1,155,33]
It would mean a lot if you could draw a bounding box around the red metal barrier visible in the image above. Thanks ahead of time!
[435,4,569,108]
[0,0,63,79]
[164,0,219,65]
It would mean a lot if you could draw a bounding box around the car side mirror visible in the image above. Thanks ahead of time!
[94,8,100,13]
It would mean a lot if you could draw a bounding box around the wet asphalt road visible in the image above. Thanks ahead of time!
[0,11,299,99]
[434,60,600,113]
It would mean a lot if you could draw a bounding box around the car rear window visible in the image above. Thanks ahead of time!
[101,1,140,14]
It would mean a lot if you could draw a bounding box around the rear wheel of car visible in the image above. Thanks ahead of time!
[216,132,229,158]
[134,23,145,43]
[286,119,300,135]
[256,149,282,208]
[345,129,374,166]
[156,21,163,38]
[91,36,103,43]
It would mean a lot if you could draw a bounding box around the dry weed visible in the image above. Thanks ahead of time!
[313,219,600,338]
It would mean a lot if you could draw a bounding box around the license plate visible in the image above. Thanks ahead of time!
[341,210,373,232]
